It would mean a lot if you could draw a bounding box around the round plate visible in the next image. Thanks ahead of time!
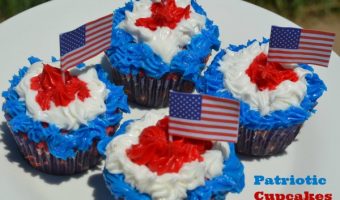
[0,0,339,199]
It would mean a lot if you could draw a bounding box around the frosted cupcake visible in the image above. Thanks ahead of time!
[103,112,244,200]
[2,57,129,175]
[106,0,220,107]
[197,39,327,156]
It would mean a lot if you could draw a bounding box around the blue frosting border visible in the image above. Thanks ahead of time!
[196,39,327,130]
[102,122,245,200]
[105,0,220,81]
[2,57,130,160]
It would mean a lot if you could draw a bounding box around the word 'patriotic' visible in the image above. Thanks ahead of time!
[268,26,335,67]
[60,14,113,71]
[169,91,240,143]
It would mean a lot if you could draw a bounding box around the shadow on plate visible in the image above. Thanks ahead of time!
[0,121,100,185]
[237,149,289,161]
[88,173,112,200]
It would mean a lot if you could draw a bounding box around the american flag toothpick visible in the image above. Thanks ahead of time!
[59,13,113,71]
[169,91,240,143]
[268,26,335,67]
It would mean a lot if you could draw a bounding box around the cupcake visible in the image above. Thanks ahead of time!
[103,112,245,200]
[2,57,129,175]
[197,39,327,156]
[105,0,220,107]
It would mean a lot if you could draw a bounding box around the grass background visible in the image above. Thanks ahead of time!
[0,0,339,53]
[246,0,340,53]
[0,0,49,21]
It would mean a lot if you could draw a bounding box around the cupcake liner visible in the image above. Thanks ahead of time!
[236,124,303,156]
[6,118,118,175]
[112,67,194,108]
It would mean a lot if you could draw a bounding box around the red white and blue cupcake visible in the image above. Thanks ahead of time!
[2,57,129,175]
[106,0,220,107]
[197,39,327,156]
[103,112,244,200]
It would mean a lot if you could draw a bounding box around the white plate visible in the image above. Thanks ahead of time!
[0,0,339,199]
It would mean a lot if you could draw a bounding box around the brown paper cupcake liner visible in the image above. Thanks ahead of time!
[236,124,303,156]
[112,68,194,108]
[6,119,118,175]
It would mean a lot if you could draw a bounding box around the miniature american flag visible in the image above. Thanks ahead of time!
[60,13,113,71]
[169,91,240,143]
[268,26,335,67]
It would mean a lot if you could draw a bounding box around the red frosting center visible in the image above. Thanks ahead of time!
[126,117,212,175]
[135,0,190,31]
[30,64,91,111]
[246,53,299,91]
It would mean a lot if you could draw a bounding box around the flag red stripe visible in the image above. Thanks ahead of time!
[87,29,111,45]
[62,34,111,63]
[201,110,239,118]
[87,24,112,39]
[268,50,331,57]
[170,117,238,127]
[200,117,239,124]
[299,41,333,47]
[63,40,110,67]
[169,132,237,143]
[267,58,328,67]
[268,53,330,61]
[203,95,239,106]
[302,29,336,36]
[269,48,331,55]
[61,40,110,67]
[87,19,112,33]
[300,35,335,42]
[62,39,111,69]
[298,46,332,53]
[169,126,237,137]
[62,40,110,70]
[63,43,110,70]
[268,55,329,62]
[86,14,113,26]
[202,103,240,112]
[170,120,238,130]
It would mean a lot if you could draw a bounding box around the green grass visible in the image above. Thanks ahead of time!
[245,0,340,20]
[0,0,50,21]
[0,0,339,23]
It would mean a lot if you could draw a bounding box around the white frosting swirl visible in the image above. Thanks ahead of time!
[15,62,108,130]
[105,112,230,200]
[218,42,310,115]
[119,0,206,63]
